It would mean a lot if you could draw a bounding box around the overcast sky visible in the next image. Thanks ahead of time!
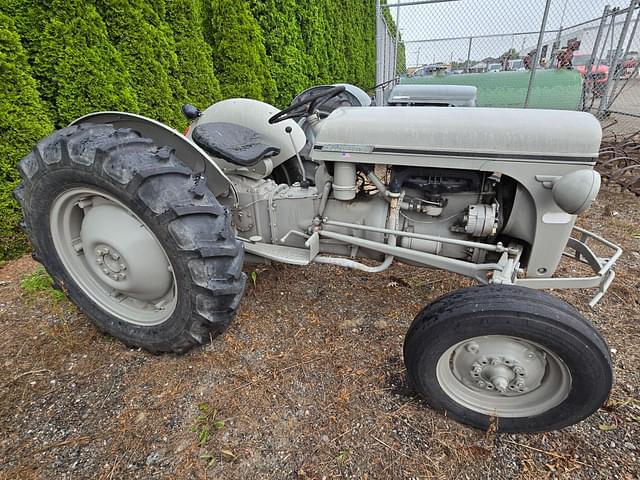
[385,0,637,66]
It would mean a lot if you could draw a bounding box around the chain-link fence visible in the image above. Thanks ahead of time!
[376,0,640,134]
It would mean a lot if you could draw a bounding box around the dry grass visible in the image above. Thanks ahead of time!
[0,185,638,480]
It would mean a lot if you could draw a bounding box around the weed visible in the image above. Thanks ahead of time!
[250,270,258,287]
[20,267,65,301]
[200,452,216,467]
[192,402,225,447]
[336,448,350,463]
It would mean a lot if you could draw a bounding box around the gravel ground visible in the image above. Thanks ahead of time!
[0,185,638,480]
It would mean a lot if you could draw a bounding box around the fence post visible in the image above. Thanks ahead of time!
[394,3,401,80]
[599,0,636,114]
[524,0,552,108]
[375,0,384,106]
[581,5,611,111]
[610,2,640,104]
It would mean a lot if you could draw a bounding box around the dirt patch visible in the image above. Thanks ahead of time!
[1,185,639,480]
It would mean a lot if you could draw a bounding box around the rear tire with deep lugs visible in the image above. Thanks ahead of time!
[15,123,246,353]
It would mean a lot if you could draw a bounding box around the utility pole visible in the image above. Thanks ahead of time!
[414,46,422,67]
[551,0,570,66]
[465,37,473,72]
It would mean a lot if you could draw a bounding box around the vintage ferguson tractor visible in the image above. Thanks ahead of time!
[15,84,621,432]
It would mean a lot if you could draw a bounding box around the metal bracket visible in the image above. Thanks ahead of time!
[535,175,560,189]
[490,244,523,285]
[305,231,320,261]
[516,226,622,307]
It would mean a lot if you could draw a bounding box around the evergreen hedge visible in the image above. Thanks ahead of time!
[36,0,139,125]
[208,0,277,103]
[0,14,53,259]
[0,0,393,260]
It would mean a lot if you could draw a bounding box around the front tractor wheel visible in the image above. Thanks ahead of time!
[15,123,246,353]
[403,285,613,432]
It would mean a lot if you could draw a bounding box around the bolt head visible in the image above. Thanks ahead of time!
[96,258,104,265]
[110,253,120,261]
[119,264,127,271]
[465,342,479,354]
[477,380,486,388]
[118,273,127,280]
[102,268,110,275]
[111,273,119,281]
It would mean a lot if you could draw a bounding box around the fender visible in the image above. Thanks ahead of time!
[70,112,238,205]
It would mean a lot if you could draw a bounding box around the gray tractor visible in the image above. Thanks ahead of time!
[15,84,621,433]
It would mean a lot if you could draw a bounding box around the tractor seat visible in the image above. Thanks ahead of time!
[192,122,280,167]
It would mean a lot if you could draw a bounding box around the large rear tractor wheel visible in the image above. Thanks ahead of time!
[14,123,246,353]
[403,285,613,432]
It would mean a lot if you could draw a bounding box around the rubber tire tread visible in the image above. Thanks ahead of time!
[15,123,246,354]
[403,284,613,432]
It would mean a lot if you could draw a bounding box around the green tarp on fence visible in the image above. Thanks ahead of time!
[401,69,583,110]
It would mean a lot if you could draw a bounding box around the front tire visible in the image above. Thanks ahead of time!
[403,285,613,432]
[15,123,246,353]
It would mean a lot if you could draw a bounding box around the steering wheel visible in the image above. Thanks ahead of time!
[268,85,346,124]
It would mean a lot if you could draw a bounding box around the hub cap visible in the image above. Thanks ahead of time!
[50,188,177,326]
[436,335,571,417]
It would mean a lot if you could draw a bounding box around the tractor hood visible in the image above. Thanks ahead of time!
[312,107,601,164]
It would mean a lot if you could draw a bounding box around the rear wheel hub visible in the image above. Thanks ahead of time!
[50,187,177,326]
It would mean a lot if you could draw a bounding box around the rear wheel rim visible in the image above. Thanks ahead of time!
[436,335,572,417]
[50,187,177,326]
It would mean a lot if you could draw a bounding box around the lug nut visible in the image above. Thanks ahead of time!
[111,273,119,281]
[119,264,126,271]
[96,258,104,265]
[110,253,120,261]
[102,268,110,275]
[477,380,486,388]
[515,379,525,388]
[118,273,127,280]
